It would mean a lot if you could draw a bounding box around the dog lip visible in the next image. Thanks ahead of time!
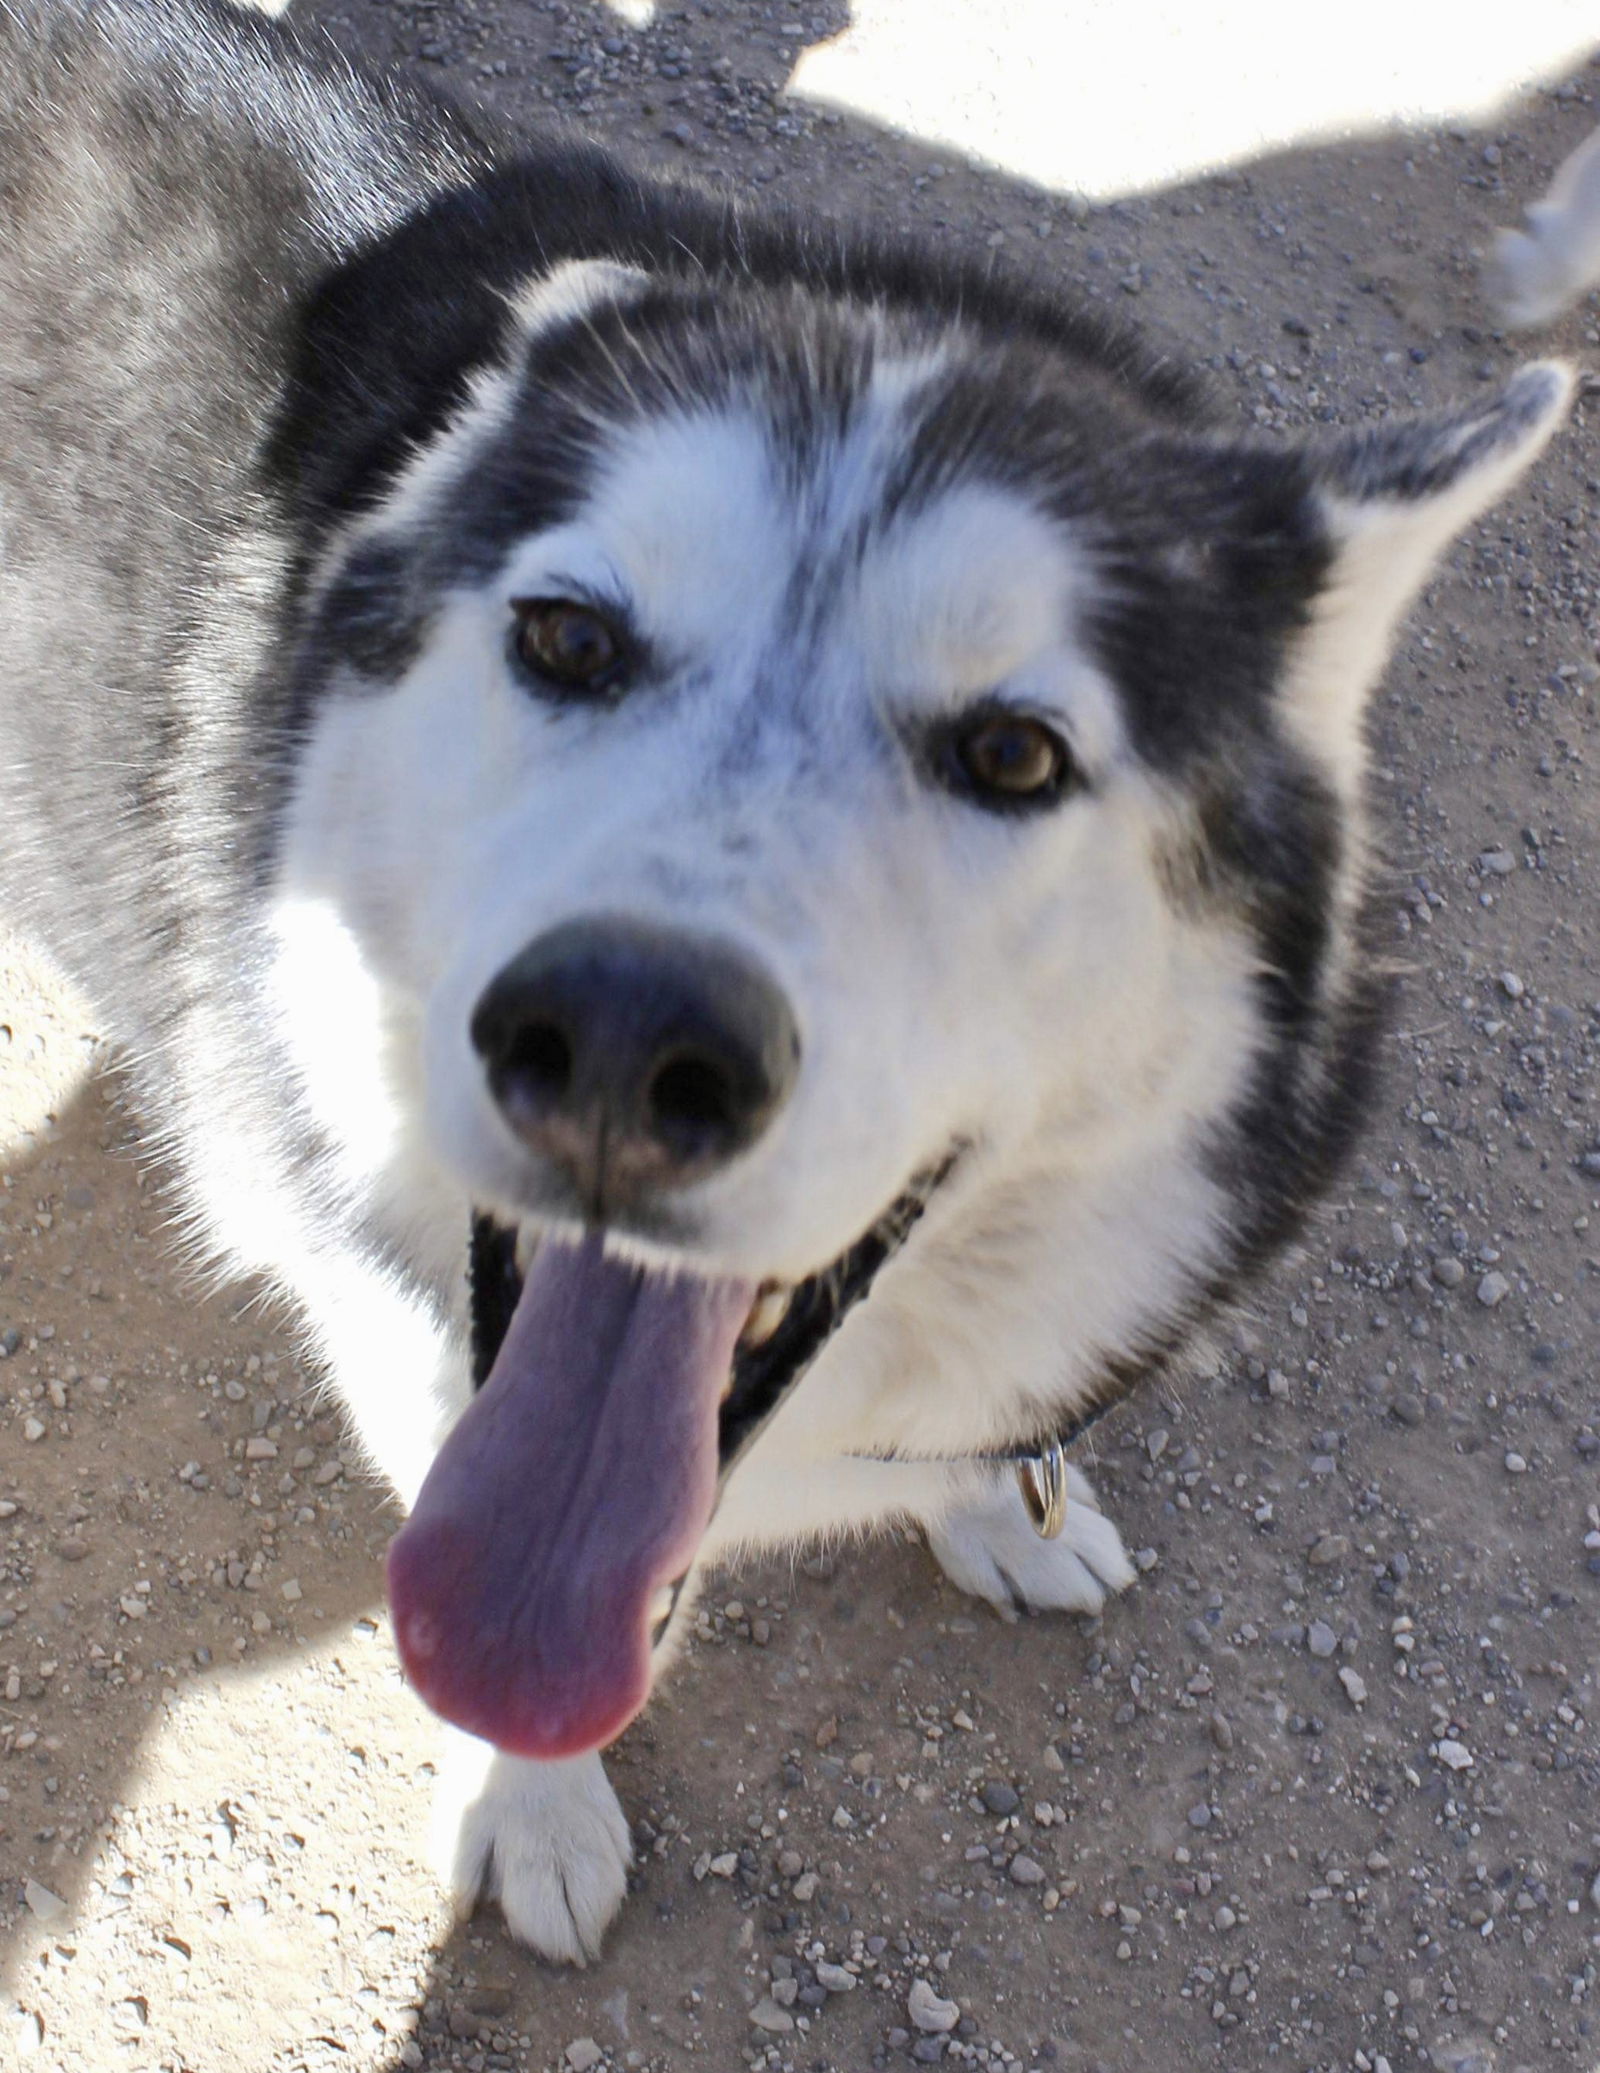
[713,1148,963,1477]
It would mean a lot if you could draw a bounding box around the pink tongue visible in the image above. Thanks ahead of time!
[387,1235,753,1759]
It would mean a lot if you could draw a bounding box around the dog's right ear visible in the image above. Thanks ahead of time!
[270,149,662,540]
[1279,361,1574,798]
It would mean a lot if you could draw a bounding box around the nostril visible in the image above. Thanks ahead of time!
[648,1052,737,1149]
[506,1019,574,1103]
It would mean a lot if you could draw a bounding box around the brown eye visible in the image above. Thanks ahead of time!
[511,598,625,696]
[951,711,1072,805]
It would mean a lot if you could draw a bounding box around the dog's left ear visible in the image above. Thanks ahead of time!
[1282,360,1574,793]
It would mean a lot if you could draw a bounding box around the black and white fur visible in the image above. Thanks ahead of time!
[0,0,1571,1961]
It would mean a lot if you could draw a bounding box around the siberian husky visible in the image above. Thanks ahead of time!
[0,0,1572,1961]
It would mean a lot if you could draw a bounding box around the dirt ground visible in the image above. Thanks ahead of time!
[4,4,1600,2070]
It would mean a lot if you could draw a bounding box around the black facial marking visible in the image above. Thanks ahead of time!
[267,132,1205,603]
[312,533,432,681]
[1076,453,1332,776]
[1197,755,1341,1025]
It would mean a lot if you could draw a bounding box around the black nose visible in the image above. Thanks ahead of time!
[470,917,801,1213]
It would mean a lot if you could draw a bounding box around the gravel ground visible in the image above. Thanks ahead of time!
[3,5,1600,2070]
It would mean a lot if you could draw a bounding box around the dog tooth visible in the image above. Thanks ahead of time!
[649,1585,676,1633]
[739,1283,792,1349]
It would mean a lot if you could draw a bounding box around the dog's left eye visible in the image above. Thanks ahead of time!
[511,597,627,698]
[945,711,1074,807]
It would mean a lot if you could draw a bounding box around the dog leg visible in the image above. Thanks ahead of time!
[711,1448,1134,1620]
[430,1727,632,1964]
[925,1460,1135,1620]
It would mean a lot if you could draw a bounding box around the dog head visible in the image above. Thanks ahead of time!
[266,195,1570,1758]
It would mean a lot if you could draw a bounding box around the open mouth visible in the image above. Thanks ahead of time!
[385,1157,954,1761]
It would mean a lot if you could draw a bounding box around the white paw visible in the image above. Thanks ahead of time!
[430,1732,632,1964]
[927,1462,1135,1619]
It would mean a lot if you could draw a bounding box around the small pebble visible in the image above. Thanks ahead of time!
[907,1979,961,2034]
[1504,1452,1528,1475]
[23,1880,65,1921]
[1435,1739,1474,1771]
[1307,1621,1338,1659]
[564,2043,604,2073]
[1476,1272,1510,1308]
[749,1998,794,2034]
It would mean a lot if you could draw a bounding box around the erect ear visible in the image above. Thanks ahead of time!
[1280,361,1574,799]
[274,150,660,537]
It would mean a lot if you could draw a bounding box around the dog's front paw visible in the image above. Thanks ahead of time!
[928,1462,1135,1619]
[431,1733,632,1963]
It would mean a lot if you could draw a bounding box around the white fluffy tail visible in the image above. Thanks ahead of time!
[1489,124,1600,329]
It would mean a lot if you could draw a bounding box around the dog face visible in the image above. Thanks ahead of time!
[347,405,1234,1281]
[268,257,1569,1757]
[279,268,1566,1291]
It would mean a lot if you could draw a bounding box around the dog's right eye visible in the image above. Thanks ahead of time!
[511,598,628,699]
